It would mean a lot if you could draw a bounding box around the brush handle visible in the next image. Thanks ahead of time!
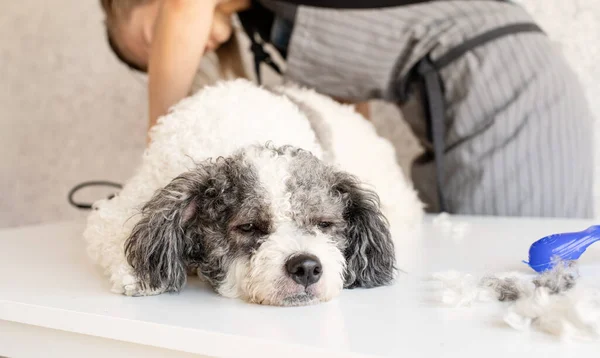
[524,225,600,272]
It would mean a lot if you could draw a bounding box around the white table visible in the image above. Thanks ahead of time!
[1,216,600,358]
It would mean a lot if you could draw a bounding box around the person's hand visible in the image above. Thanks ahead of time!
[206,0,251,52]
[205,9,233,52]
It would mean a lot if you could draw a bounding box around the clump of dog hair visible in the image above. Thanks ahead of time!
[480,260,580,302]
[480,276,527,302]
[532,260,579,294]
[430,261,600,340]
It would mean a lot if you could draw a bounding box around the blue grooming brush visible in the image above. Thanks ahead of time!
[524,225,600,273]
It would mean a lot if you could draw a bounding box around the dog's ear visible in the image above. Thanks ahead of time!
[124,170,204,293]
[333,172,396,288]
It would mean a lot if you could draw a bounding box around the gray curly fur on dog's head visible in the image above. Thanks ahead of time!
[124,143,396,306]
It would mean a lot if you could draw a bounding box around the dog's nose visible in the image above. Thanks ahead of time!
[285,254,322,287]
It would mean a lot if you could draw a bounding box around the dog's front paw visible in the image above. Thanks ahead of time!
[110,269,166,297]
[123,282,165,297]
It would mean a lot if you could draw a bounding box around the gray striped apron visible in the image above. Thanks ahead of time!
[239,0,594,218]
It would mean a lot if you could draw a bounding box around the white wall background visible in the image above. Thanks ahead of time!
[1,0,598,228]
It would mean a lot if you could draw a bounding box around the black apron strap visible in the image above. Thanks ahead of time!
[415,22,544,212]
[268,0,432,9]
[238,2,282,85]
[417,57,447,211]
[266,0,510,9]
[433,23,544,70]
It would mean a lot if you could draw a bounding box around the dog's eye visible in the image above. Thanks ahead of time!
[237,223,256,233]
[317,221,333,229]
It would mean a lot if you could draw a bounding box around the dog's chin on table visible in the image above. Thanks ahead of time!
[282,293,320,307]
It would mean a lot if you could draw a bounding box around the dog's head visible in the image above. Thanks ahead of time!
[125,144,395,306]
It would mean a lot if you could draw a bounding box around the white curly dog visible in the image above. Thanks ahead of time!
[84,80,423,306]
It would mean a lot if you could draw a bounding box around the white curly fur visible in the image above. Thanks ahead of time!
[83,79,423,299]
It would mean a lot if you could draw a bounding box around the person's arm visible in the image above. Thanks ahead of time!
[148,0,219,133]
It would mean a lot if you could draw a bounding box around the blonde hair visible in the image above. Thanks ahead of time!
[100,0,247,81]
